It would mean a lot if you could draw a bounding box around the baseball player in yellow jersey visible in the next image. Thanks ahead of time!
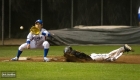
[11,19,51,62]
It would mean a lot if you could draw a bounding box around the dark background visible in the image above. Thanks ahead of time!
[0,0,140,38]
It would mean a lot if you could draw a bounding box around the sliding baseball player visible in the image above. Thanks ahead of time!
[64,44,133,62]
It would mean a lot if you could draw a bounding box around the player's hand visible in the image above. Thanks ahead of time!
[27,44,30,49]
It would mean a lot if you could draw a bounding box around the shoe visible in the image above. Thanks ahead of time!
[44,57,50,62]
[124,44,134,52]
[11,57,18,61]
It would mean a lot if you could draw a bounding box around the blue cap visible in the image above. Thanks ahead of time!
[35,19,43,24]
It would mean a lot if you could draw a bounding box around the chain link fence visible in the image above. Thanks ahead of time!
[0,0,140,45]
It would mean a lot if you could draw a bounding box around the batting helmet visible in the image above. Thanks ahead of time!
[35,19,43,24]
[64,46,73,54]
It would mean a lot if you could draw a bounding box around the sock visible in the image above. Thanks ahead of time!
[16,50,22,58]
[44,49,49,57]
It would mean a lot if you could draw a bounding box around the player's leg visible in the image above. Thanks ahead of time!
[114,52,123,60]
[11,43,28,61]
[90,53,109,61]
[11,41,36,61]
[105,47,124,61]
[37,41,50,62]
[114,44,133,59]
[106,44,132,61]
[90,44,132,61]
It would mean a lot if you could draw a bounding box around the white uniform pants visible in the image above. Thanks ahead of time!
[90,47,124,61]
[18,41,50,51]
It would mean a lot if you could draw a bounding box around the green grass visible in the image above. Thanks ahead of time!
[0,44,139,57]
[1,62,140,80]
[0,45,140,80]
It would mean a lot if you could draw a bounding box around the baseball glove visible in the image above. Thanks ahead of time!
[30,26,40,35]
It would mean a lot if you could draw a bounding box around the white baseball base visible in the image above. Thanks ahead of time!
[18,57,31,60]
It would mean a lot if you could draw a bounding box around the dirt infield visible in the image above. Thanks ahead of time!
[0,55,140,64]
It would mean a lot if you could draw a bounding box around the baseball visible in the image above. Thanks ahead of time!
[20,26,24,30]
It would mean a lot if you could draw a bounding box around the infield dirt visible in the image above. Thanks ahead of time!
[0,55,140,64]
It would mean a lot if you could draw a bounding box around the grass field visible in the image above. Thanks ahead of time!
[0,45,140,80]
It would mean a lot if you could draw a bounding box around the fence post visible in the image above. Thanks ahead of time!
[9,0,11,38]
[130,0,132,26]
[71,0,73,28]
[2,0,4,45]
[101,0,103,25]
[41,0,43,21]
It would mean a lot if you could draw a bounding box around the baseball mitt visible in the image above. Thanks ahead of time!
[30,26,40,35]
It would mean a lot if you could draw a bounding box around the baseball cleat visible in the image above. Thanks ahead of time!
[43,57,50,62]
[11,57,18,61]
[124,44,134,52]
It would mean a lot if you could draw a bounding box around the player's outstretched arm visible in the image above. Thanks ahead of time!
[26,44,30,49]
[26,32,33,49]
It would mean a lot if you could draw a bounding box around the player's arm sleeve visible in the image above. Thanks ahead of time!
[26,32,33,44]
[42,31,51,37]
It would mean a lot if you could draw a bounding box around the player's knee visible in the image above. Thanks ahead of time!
[18,43,27,51]
[43,41,50,49]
